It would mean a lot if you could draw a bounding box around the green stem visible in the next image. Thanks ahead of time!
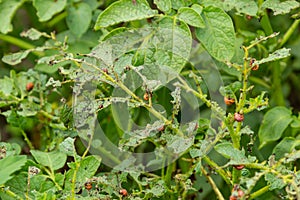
[46,11,67,27]
[71,163,79,199]
[39,110,59,121]
[177,75,226,121]
[257,0,264,7]
[232,169,241,184]
[278,19,300,48]
[231,125,242,183]
[248,185,271,200]
[231,47,251,183]
[249,76,271,89]
[0,34,43,57]
[203,156,232,185]
[201,167,225,200]
[260,14,276,41]
[0,186,25,200]
[20,130,34,150]
[271,61,285,106]
[43,167,62,190]
[165,161,175,188]
[227,122,240,150]
[260,14,285,106]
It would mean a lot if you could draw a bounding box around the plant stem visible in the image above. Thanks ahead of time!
[203,156,232,185]
[278,19,300,48]
[232,169,241,184]
[231,46,251,183]
[201,167,225,200]
[165,161,175,188]
[0,34,43,57]
[270,61,285,106]
[71,163,79,199]
[46,11,67,27]
[20,129,34,149]
[177,75,226,121]
[260,14,285,106]
[0,186,25,200]
[249,76,271,89]
[248,185,271,200]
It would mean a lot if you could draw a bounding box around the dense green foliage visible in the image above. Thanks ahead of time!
[0,0,300,199]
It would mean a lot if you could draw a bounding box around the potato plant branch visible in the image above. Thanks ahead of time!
[229,44,259,183]
[203,156,232,185]
[201,167,225,200]
[260,14,285,106]
[0,34,43,57]
[248,185,271,200]
[81,134,93,159]
[71,162,80,199]
[20,130,34,150]
[165,162,175,188]
[46,12,68,27]
[278,19,300,48]
[176,75,226,121]
[67,57,190,139]
[43,167,62,190]
[69,57,173,125]
[0,186,24,200]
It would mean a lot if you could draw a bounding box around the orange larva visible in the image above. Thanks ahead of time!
[26,82,34,92]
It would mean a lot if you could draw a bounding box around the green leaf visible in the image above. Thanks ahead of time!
[265,173,286,190]
[258,107,293,148]
[132,49,146,66]
[0,155,27,185]
[0,0,24,34]
[93,16,192,75]
[191,4,203,14]
[262,0,300,15]
[0,142,21,158]
[59,137,78,158]
[29,175,47,191]
[33,0,67,22]
[30,150,67,170]
[0,172,27,199]
[154,0,171,13]
[170,0,191,9]
[0,77,14,96]
[215,142,251,164]
[2,50,30,65]
[94,0,157,29]
[46,77,62,87]
[200,0,224,9]
[64,155,101,191]
[233,0,258,16]
[145,180,167,197]
[201,0,258,16]
[284,150,300,163]
[168,135,194,154]
[2,110,30,129]
[177,7,205,28]
[195,6,235,61]
[273,137,298,160]
[66,2,92,38]
[20,28,47,40]
[17,100,41,117]
[83,0,101,10]
[291,115,300,128]
[215,142,245,159]
[223,0,258,16]
[153,17,192,73]
[254,48,291,65]
[219,81,242,98]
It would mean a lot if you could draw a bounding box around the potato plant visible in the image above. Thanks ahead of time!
[0,0,300,199]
